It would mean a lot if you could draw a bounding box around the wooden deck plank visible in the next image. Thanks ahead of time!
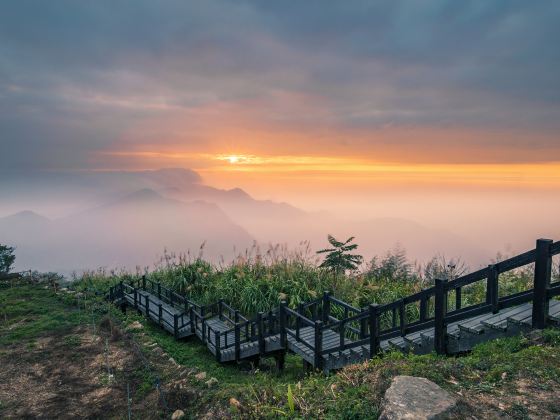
[481,303,533,331]
[114,283,560,374]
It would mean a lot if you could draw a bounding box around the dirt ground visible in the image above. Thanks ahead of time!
[0,319,193,419]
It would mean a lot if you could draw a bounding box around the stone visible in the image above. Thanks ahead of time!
[205,377,218,388]
[128,321,143,330]
[229,397,242,410]
[380,376,457,420]
[171,409,185,420]
[195,371,207,381]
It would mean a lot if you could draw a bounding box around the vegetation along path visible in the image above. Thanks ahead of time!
[109,238,560,374]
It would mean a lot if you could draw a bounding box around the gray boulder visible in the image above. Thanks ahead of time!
[380,376,457,420]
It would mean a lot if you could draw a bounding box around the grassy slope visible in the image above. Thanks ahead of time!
[2,282,559,418]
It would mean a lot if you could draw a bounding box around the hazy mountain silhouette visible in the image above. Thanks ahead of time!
[0,188,254,273]
[1,168,498,272]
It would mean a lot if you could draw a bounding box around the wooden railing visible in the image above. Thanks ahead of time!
[109,238,560,370]
[109,277,200,338]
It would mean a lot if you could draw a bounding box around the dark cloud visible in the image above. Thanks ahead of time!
[1,0,559,171]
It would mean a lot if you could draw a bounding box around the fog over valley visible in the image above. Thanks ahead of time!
[1,168,557,275]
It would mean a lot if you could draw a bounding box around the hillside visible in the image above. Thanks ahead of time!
[1,276,559,419]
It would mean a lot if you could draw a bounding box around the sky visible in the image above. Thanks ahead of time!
[1,1,559,231]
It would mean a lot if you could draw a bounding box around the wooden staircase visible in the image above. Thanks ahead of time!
[109,238,560,374]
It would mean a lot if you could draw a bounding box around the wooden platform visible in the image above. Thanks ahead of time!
[108,237,560,374]
[122,291,193,339]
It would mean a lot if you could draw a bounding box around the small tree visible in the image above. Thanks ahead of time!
[367,246,418,282]
[0,244,16,274]
[422,254,467,284]
[317,235,363,275]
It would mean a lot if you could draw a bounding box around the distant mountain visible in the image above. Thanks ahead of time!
[0,168,496,272]
[0,189,254,273]
[0,210,50,227]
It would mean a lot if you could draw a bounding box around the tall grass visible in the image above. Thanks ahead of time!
[74,243,544,318]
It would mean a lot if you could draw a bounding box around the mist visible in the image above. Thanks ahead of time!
[1,168,558,276]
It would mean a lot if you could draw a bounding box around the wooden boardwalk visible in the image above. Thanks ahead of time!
[110,238,560,374]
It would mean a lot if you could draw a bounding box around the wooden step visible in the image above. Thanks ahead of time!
[402,331,424,348]
[457,311,504,335]
[508,299,560,327]
[388,336,408,352]
[447,323,461,339]
[481,303,533,331]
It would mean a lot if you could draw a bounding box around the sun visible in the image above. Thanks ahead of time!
[228,155,240,164]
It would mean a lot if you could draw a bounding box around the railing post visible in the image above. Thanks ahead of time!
[142,275,146,290]
[174,314,178,339]
[215,331,221,362]
[339,319,345,349]
[434,278,448,355]
[189,307,195,333]
[202,319,207,344]
[486,265,499,313]
[157,282,162,299]
[314,320,323,370]
[322,291,330,323]
[368,304,380,358]
[419,296,427,321]
[145,295,150,316]
[279,301,287,348]
[235,323,241,362]
[533,238,553,329]
[134,288,138,309]
[296,303,303,340]
[399,299,406,336]
[268,310,274,334]
[360,310,367,339]
[158,303,163,325]
[258,312,265,355]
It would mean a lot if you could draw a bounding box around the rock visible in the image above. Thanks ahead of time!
[128,321,143,330]
[171,409,185,420]
[195,372,207,381]
[229,397,242,410]
[380,376,457,420]
[205,377,218,388]
[168,357,178,366]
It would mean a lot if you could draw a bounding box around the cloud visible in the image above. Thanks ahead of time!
[1,0,559,172]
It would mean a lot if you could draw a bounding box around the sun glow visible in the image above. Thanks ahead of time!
[215,154,254,165]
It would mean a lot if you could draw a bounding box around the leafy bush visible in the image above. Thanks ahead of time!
[0,244,15,274]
